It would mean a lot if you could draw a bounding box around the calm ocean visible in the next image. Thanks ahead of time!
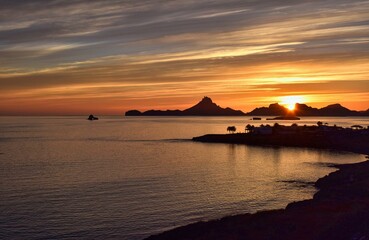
[0,116,367,239]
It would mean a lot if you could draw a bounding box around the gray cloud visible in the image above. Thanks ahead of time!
[1,1,367,46]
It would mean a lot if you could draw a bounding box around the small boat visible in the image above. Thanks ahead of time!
[252,117,262,120]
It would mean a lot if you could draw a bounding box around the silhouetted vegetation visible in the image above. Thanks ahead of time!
[227,126,236,134]
[193,123,369,154]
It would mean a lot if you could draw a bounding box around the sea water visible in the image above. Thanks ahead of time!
[0,116,367,239]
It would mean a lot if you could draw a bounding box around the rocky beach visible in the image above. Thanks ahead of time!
[145,125,369,240]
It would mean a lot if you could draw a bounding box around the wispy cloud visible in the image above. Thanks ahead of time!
[1,0,369,114]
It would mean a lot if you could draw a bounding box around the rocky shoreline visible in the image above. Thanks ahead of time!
[145,130,369,240]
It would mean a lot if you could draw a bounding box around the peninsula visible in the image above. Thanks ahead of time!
[193,123,369,154]
[145,124,369,240]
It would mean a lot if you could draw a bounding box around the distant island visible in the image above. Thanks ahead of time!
[266,116,300,120]
[125,96,245,116]
[125,97,369,116]
[248,102,369,116]
[87,114,98,120]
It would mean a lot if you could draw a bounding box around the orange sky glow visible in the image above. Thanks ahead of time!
[1,1,368,115]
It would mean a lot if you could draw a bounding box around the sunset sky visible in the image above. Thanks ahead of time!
[1,0,369,115]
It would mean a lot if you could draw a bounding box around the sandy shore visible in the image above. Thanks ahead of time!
[145,132,369,240]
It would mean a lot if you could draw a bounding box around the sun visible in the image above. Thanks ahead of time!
[286,103,296,111]
[280,96,305,111]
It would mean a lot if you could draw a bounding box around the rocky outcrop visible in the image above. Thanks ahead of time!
[144,128,369,240]
[145,159,369,240]
[87,114,98,120]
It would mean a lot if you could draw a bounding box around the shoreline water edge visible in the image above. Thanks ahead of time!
[145,124,369,240]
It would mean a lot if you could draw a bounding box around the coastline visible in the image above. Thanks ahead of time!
[145,132,369,240]
[192,130,369,156]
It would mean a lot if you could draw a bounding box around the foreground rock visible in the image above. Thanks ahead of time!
[145,128,369,240]
[145,159,369,240]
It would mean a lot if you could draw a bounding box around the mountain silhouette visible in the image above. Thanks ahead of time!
[247,103,368,116]
[125,98,369,117]
[247,103,288,116]
[125,97,246,116]
[318,104,354,116]
[294,103,320,116]
[182,97,245,116]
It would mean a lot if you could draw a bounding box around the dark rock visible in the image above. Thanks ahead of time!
[87,114,98,120]
[145,159,369,240]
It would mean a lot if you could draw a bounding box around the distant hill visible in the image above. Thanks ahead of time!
[318,104,356,116]
[294,103,320,116]
[247,103,288,116]
[125,97,246,116]
[182,97,245,116]
[248,103,368,116]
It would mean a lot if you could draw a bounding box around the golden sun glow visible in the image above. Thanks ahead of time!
[280,96,305,111]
